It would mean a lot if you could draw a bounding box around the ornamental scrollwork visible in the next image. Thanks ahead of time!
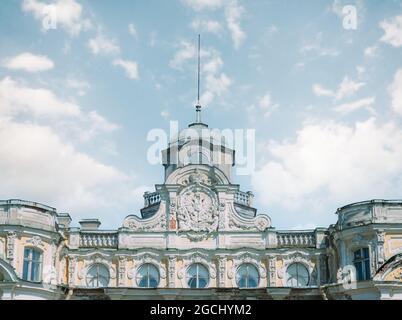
[127,252,167,282]
[227,252,266,287]
[278,251,315,285]
[228,202,271,232]
[122,201,167,231]
[77,253,116,281]
[26,235,44,248]
[177,252,217,287]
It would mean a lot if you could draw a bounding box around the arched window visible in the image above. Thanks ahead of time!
[353,248,370,281]
[186,263,209,288]
[22,248,42,282]
[86,264,110,288]
[136,264,160,288]
[236,263,259,288]
[286,263,309,287]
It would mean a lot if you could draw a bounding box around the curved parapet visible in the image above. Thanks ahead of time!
[229,202,271,232]
[336,199,402,230]
[122,201,167,232]
[0,199,58,232]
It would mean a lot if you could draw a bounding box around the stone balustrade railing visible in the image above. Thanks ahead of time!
[144,192,161,207]
[277,231,316,247]
[79,232,118,248]
[234,191,253,207]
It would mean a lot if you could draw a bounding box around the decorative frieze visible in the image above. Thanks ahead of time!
[6,231,17,265]
[167,256,176,288]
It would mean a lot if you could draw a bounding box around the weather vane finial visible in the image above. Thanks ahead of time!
[196,34,201,123]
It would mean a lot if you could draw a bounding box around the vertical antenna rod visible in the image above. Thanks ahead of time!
[196,34,201,123]
[197,34,200,104]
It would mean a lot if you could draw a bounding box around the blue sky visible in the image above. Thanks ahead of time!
[1,0,402,230]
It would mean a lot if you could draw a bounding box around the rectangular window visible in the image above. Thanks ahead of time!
[353,248,370,281]
[22,248,42,282]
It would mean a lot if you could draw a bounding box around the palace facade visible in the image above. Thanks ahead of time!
[1,112,402,300]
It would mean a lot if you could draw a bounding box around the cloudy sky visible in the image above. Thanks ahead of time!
[1,0,402,230]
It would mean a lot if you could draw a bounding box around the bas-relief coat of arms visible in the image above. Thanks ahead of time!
[177,184,219,241]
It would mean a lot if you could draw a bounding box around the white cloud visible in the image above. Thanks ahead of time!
[0,76,134,226]
[128,23,138,39]
[300,43,339,57]
[0,77,118,140]
[203,56,223,73]
[182,0,246,49]
[0,77,80,118]
[312,84,334,97]
[22,0,91,36]
[380,15,402,47]
[335,76,366,101]
[66,78,90,96]
[169,40,197,70]
[334,97,376,115]
[313,76,365,101]
[258,93,279,118]
[224,0,246,49]
[112,59,139,80]
[88,34,120,56]
[169,41,232,106]
[181,0,224,11]
[252,118,402,210]
[201,73,231,105]
[2,52,54,72]
[364,45,378,58]
[191,19,223,34]
[247,92,279,122]
[0,117,146,227]
[388,68,402,116]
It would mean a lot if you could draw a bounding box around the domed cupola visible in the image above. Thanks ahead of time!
[161,105,235,183]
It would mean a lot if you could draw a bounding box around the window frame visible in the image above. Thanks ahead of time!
[186,263,210,289]
[22,247,43,283]
[353,247,371,281]
[285,262,310,288]
[85,263,110,288]
[136,263,160,288]
[236,263,260,289]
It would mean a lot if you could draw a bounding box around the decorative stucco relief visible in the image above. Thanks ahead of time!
[122,201,167,231]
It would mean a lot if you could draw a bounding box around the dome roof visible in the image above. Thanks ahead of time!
[169,122,232,148]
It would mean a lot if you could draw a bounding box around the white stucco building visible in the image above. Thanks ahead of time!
[1,109,402,300]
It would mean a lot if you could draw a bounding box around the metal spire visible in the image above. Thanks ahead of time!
[195,34,201,123]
